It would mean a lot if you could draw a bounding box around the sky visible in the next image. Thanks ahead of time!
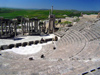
[0,0,100,11]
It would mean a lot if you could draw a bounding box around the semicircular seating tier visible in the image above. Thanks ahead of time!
[0,18,100,75]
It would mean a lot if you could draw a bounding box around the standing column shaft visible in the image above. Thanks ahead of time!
[32,21,33,32]
[33,21,34,30]
[5,21,7,34]
[24,20,26,32]
[35,20,38,32]
[11,23,13,33]
[39,25,41,33]
[51,6,53,15]
[44,22,46,33]
[8,21,11,35]
[21,18,24,35]
[29,21,30,34]
[13,21,17,37]
[1,20,3,35]
[27,21,28,32]
[24,20,25,32]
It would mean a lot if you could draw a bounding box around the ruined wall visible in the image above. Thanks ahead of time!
[83,14,98,19]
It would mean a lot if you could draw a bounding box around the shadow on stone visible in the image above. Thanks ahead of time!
[29,57,34,61]
[40,38,44,43]
[28,41,34,45]
[13,38,24,41]
[97,67,100,70]
[22,42,27,47]
[16,43,21,48]
[41,54,45,58]
[53,47,56,50]
[90,69,96,72]
[9,44,14,49]
[82,72,89,75]
[35,40,39,44]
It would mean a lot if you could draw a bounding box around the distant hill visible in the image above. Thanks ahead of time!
[0,7,99,19]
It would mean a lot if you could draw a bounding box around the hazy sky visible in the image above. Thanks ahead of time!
[0,0,100,11]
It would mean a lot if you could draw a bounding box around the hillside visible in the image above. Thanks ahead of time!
[0,8,99,19]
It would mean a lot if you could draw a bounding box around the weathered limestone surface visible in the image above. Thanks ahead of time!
[0,16,100,75]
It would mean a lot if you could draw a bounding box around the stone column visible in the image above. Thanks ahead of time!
[39,25,41,34]
[32,21,34,32]
[34,18,39,33]
[39,22,44,34]
[34,20,38,32]
[8,21,11,35]
[12,19,17,37]
[5,21,7,35]
[0,19,3,35]
[44,22,46,33]
[14,22,16,36]
[11,22,13,33]
[28,20,30,34]
[27,21,28,32]
[21,18,24,35]
[23,19,26,33]
[49,15,55,33]
[33,21,34,30]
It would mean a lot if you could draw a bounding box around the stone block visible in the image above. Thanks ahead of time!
[35,40,39,44]
[29,57,34,61]
[28,41,34,45]
[0,45,8,50]
[45,38,52,42]
[90,69,96,72]
[40,38,44,43]
[55,36,58,41]
[97,67,100,70]
[16,43,21,48]
[8,44,15,49]
[22,42,28,47]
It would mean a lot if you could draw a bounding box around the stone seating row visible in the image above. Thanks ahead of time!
[29,19,100,75]
[47,30,86,58]
[0,38,53,50]
[1,19,100,75]
[72,40,100,60]
[80,27,100,42]
[62,59,100,75]
[54,31,65,37]
[56,29,86,48]
[47,41,86,59]
[0,41,56,60]
[54,27,70,37]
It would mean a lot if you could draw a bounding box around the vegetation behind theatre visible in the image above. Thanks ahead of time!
[0,8,99,19]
